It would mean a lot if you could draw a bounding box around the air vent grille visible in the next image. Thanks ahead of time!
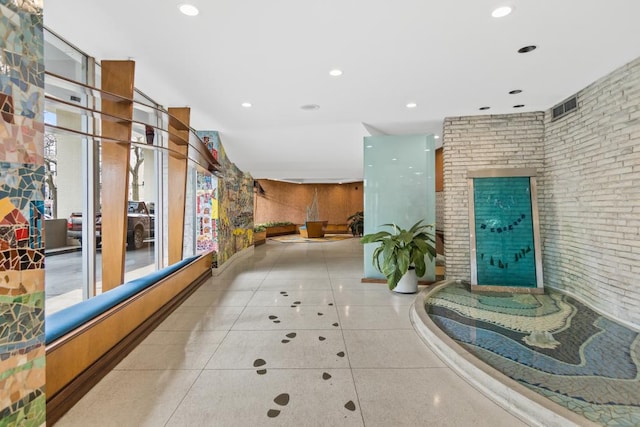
[551,95,578,121]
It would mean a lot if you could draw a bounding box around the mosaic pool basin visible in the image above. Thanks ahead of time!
[424,282,640,427]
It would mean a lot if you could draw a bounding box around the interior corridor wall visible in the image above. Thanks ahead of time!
[197,131,253,266]
[542,56,640,327]
[0,1,46,425]
[254,180,363,225]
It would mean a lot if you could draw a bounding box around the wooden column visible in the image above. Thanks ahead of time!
[167,107,190,264]
[101,60,135,291]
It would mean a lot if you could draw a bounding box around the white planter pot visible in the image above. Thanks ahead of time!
[394,268,418,294]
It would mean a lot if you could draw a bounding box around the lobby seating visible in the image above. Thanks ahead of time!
[45,255,199,344]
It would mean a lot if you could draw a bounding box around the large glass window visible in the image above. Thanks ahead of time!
[44,29,95,314]
[43,30,215,315]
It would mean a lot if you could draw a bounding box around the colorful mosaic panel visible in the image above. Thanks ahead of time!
[0,116,44,164]
[0,163,45,255]
[0,2,44,121]
[197,131,253,265]
[427,282,640,426]
[0,1,45,425]
[195,170,217,254]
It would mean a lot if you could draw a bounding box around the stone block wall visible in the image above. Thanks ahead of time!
[442,57,640,327]
[442,113,545,281]
[542,57,640,325]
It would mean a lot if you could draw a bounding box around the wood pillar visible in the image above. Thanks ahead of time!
[100,60,135,291]
[167,107,190,264]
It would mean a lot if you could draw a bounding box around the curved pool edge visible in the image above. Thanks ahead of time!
[410,280,599,427]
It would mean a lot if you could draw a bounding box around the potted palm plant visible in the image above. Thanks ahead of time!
[360,220,436,293]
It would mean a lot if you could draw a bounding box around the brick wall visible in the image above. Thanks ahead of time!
[443,57,640,327]
[542,57,640,325]
[442,113,546,282]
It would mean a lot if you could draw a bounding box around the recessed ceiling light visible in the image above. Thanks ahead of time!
[178,4,199,16]
[514,104,525,108]
[392,158,397,161]
[518,45,537,53]
[241,102,252,108]
[425,149,431,152]
[406,102,418,109]
[434,135,440,139]
[491,6,512,18]
[300,104,320,110]
[509,89,522,95]
[329,69,343,77]
[366,145,373,148]
[479,106,491,110]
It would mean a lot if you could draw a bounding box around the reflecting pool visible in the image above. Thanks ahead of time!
[426,282,640,426]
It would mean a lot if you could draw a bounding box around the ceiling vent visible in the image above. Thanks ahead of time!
[551,95,578,121]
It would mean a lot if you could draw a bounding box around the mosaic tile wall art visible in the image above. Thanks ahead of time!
[0,116,44,164]
[427,282,640,426]
[195,170,217,254]
[197,130,253,265]
[0,0,45,425]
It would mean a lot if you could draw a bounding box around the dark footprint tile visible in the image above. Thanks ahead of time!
[290,305,297,308]
[274,393,290,406]
[332,323,339,327]
[318,336,326,341]
[280,292,287,295]
[317,312,324,316]
[328,303,334,306]
[286,332,296,339]
[337,351,345,357]
[257,369,267,375]
[322,372,332,380]
[254,359,266,367]
[267,409,280,418]
[344,401,356,411]
[281,339,290,344]
[269,315,278,320]
[273,320,281,324]
[293,301,301,305]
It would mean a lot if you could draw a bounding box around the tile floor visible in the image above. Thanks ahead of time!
[56,238,529,426]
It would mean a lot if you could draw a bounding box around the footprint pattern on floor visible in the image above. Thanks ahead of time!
[268,315,281,324]
[281,332,297,344]
[344,401,356,411]
[267,393,290,418]
[317,371,358,414]
[254,358,267,375]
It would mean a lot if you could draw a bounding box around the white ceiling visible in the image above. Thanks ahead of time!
[45,0,640,182]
